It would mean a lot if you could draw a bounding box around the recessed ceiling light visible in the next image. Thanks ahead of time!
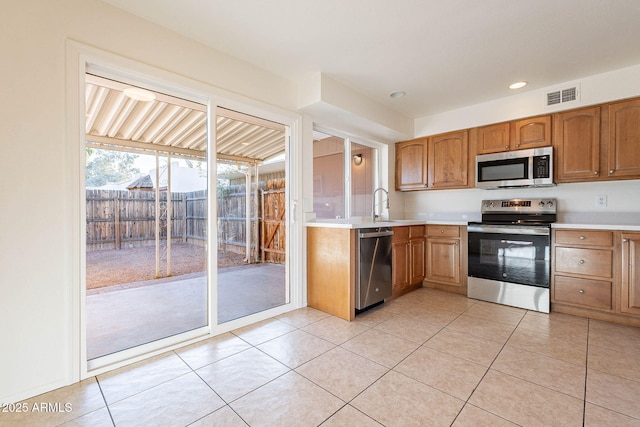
[123,87,156,102]
[509,81,528,90]
[389,91,406,98]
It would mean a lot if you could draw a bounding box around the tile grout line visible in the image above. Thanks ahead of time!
[334,299,474,416]
[582,318,590,425]
[448,305,528,426]
[94,376,116,427]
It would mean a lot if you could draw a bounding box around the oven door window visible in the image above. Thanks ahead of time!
[468,231,550,288]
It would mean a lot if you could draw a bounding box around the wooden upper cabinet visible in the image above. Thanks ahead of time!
[395,138,428,191]
[553,106,601,182]
[428,130,469,189]
[477,122,510,154]
[608,98,640,179]
[476,115,551,155]
[514,115,551,150]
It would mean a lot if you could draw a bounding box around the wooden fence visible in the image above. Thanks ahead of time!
[87,178,286,264]
[217,178,286,264]
[86,189,207,251]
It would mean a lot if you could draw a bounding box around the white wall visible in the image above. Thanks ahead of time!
[405,64,640,219]
[0,0,300,404]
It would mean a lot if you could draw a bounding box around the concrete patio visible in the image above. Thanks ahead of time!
[86,263,286,360]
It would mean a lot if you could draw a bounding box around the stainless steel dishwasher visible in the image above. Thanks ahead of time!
[356,227,394,311]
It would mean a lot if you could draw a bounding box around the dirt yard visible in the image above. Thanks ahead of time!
[86,244,246,289]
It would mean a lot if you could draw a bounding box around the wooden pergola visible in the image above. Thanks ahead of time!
[84,73,286,276]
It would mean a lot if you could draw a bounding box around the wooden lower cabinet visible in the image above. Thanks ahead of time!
[423,225,467,295]
[621,232,640,315]
[307,227,355,321]
[551,229,640,327]
[391,226,425,297]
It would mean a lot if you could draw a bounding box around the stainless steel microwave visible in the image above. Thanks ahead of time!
[475,146,554,189]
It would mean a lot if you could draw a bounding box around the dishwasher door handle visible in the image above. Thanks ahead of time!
[359,230,394,238]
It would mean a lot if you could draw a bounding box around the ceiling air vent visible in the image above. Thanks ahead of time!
[546,85,579,106]
[547,91,561,106]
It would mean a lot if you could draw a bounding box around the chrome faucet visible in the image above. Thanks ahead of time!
[371,187,390,223]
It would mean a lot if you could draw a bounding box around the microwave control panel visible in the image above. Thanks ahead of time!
[533,155,550,178]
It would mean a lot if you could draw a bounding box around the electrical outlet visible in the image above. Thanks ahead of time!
[596,195,607,208]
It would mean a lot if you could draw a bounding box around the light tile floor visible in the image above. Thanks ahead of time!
[4,288,640,426]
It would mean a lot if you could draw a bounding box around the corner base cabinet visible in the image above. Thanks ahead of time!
[551,229,640,327]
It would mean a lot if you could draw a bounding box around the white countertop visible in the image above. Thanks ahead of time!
[305,212,640,230]
[552,212,640,231]
[305,218,468,229]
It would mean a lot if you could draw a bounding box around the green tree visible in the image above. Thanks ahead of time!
[86,148,140,187]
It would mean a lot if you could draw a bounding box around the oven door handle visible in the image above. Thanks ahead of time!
[468,225,550,236]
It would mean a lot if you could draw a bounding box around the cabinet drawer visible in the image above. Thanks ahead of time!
[553,275,612,310]
[555,247,613,278]
[554,230,613,247]
[426,225,460,237]
[392,226,410,241]
[409,225,425,238]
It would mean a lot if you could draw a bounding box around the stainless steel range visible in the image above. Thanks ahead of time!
[467,198,557,313]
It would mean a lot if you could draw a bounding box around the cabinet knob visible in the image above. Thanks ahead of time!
[593,171,599,175]
[578,289,585,294]
[623,238,629,242]
[505,145,509,149]
[454,241,459,245]
[579,236,585,240]
[609,169,615,174]
[515,144,520,147]
[579,259,585,264]
[440,229,445,233]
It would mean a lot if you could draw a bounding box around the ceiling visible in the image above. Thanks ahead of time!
[100,0,640,119]
[85,74,285,162]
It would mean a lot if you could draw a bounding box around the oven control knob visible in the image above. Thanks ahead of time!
[547,201,554,207]
[489,202,494,208]
[538,201,545,207]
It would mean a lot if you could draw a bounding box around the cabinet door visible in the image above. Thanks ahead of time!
[392,241,410,293]
[425,238,461,286]
[554,107,601,182]
[396,139,428,191]
[477,122,511,154]
[428,131,469,189]
[621,233,640,315]
[514,115,551,150]
[409,238,425,285]
[608,99,640,179]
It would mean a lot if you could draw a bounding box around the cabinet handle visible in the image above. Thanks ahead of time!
[593,171,599,175]
[578,289,585,294]
[579,259,585,264]
[579,236,585,240]
[609,169,615,174]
